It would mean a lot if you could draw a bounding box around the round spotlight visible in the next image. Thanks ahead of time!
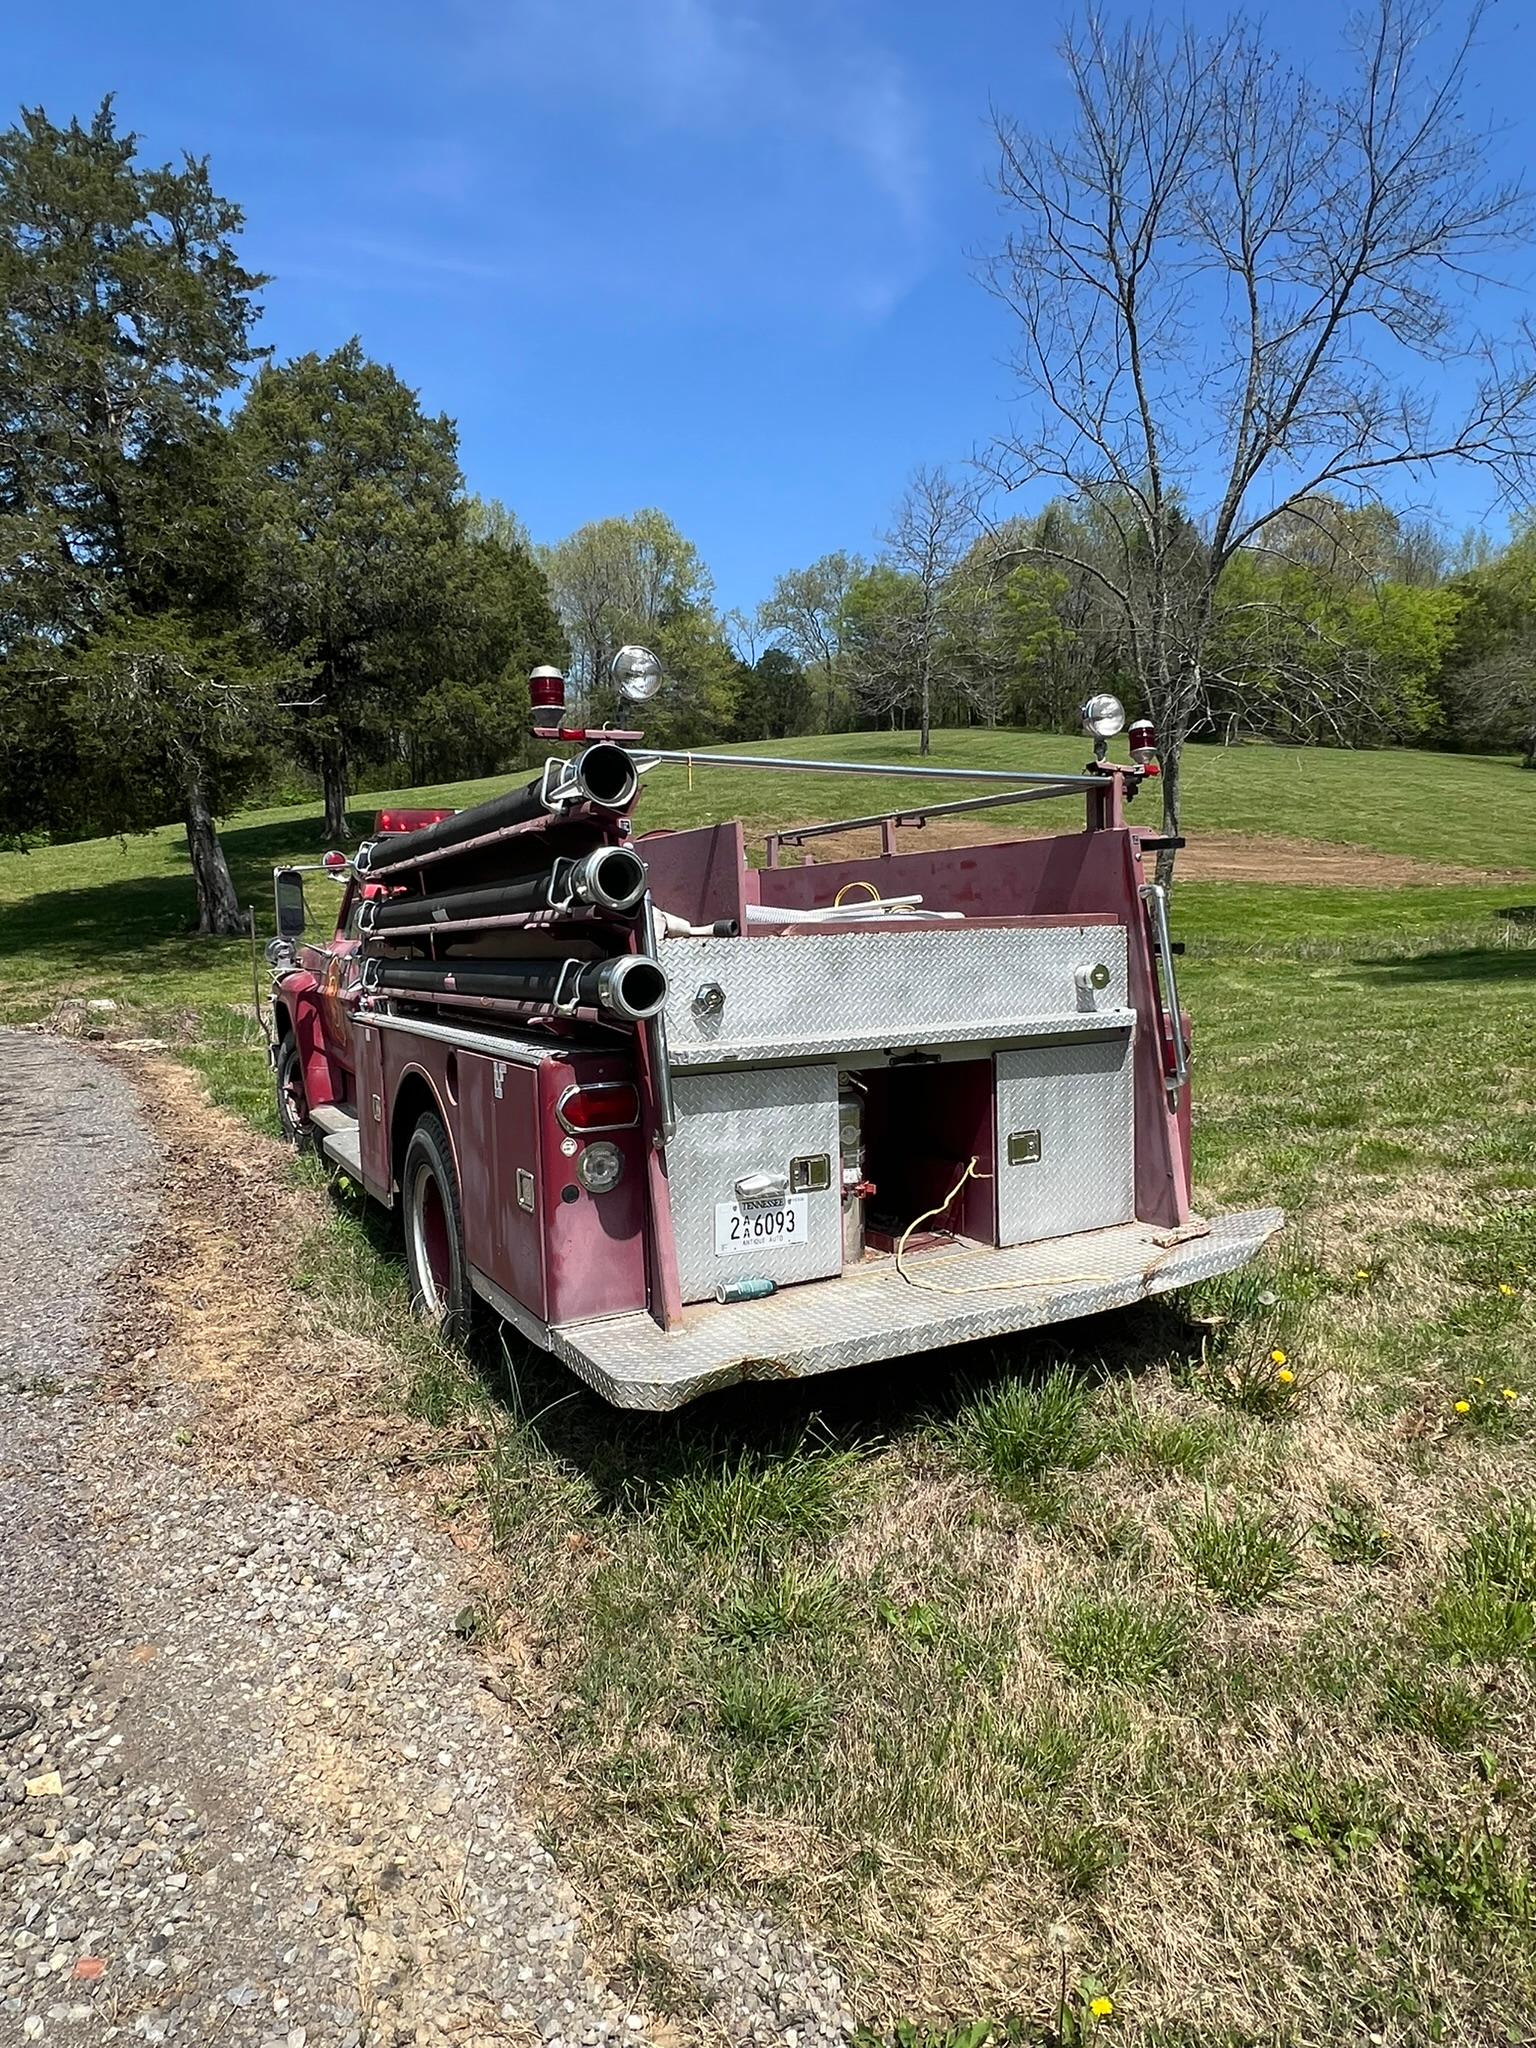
[1080,693,1126,739]
[611,644,663,702]
[575,1141,624,1194]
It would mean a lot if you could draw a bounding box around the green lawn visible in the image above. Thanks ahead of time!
[3,736,1536,2043]
[0,731,1531,1023]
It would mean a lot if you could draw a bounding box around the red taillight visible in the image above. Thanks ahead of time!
[529,664,566,715]
[322,848,349,872]
[555,1082,640,1133]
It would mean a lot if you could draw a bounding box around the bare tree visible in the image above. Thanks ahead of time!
[986,0,1536,880]
[877,467,979,753]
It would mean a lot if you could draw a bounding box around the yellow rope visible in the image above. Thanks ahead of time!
[894,1157,1109,1294]
[834,878,882,906]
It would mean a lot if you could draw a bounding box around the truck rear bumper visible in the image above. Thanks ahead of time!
[532,1206,1283,1411]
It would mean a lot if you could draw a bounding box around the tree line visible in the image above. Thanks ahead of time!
[3,2,1534,932]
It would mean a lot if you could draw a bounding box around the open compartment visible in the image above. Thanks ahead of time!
[856,1058,998,1253]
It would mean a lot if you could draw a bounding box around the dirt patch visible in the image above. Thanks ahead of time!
[758,817,1511,886]
[95,1053,479,1495]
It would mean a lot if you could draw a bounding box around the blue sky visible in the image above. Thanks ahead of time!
[3,0,1533,616]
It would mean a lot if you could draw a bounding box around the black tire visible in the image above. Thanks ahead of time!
[275,1034,311,1150]
[402,1111,475,1341]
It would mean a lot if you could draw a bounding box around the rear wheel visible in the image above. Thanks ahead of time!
[275,1035,311,1150]
[402,1112,474,1340]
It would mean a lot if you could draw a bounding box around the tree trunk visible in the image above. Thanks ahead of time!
[321,741,349,842]
[183,773,248,937]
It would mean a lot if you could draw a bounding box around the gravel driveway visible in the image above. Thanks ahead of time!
[0,1032,660,2048]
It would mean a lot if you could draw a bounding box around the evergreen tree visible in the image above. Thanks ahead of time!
[0,97,268,929]
[233,340,464,838]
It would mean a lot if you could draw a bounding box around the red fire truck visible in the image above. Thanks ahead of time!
[266,651,1280,1409]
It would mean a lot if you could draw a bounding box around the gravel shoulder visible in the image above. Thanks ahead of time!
[0,1033,793,2048]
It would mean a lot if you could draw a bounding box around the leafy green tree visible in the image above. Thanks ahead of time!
[1441,530,1536,766]
[730,647,813,741]
[402,509,568,782]
[0,97,268,929]
[757,551,864,732]
[542,509,737,745]
[233,340,464,838]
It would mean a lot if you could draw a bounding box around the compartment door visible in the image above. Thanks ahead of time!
[994,1035,1135,1247]
[668,1066,843,1304]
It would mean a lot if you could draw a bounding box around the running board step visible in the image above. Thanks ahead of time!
[310,1103,362,1177]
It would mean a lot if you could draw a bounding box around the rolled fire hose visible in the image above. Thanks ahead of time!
[363,846,649,931]
[359,743,639,875]
[366,951,668,1023]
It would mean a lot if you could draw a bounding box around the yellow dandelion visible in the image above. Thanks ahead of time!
[1471,1376,1485,1388]
[1454,1401,1471,1415]
[1355,1268,1370,1280]
[1499,1284,1516,1297]
[1276,1368,1295,1385]
[1271,1348,1288,1366]
[1503,1389,1520,1402]
[1089,1997,1115,2020]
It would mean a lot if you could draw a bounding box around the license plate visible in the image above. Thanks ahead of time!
[713,1196,809,1256]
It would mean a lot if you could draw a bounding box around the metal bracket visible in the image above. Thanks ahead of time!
[549,956,586,1015]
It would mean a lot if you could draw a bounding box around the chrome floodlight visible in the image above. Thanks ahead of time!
[612,644,663,702]
[1080,693,1126,739]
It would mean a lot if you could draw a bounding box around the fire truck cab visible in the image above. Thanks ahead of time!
[267,664,1280,1409]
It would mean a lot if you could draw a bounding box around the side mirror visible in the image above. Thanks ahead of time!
[274,868,308,939]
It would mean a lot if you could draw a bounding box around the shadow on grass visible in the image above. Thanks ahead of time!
[470,1291,1207,1519]
[1356,919,1536,985]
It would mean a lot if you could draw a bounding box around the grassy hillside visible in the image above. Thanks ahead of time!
[0,732,1531,1022]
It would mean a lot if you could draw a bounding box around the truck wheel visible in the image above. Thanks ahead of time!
[402,1112,474,1340]
[275,1035,311,1150]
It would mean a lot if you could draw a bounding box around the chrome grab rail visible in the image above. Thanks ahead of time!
[1139,881,1189,1109]
[638,892,678,1142]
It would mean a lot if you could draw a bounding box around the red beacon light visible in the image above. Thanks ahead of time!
[1128,718,1159,772]
[321,849,350,873]
[529,663,566,729]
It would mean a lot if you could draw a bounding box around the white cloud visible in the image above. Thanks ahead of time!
[476,0,927,230]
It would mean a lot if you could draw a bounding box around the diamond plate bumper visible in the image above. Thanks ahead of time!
[549,1206,1284,1409]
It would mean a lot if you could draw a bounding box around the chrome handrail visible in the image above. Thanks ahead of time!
[1139,881,1189,1109]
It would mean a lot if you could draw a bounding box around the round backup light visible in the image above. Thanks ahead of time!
[575,1140,625,1194]
[1080,693,1126,739]
[611,644,663,702]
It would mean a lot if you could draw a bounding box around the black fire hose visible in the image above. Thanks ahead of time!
[360,743,638,875]
[366,951,668,1023]
[363,846,649,932]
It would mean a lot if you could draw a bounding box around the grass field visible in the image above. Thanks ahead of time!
[4,736,1536,2044]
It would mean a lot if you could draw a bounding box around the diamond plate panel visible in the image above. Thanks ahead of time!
[667,1066,843,1303]
[994,1038,1135,1246]
[662,926,1129,1067]
[549,1206,1285,1408]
